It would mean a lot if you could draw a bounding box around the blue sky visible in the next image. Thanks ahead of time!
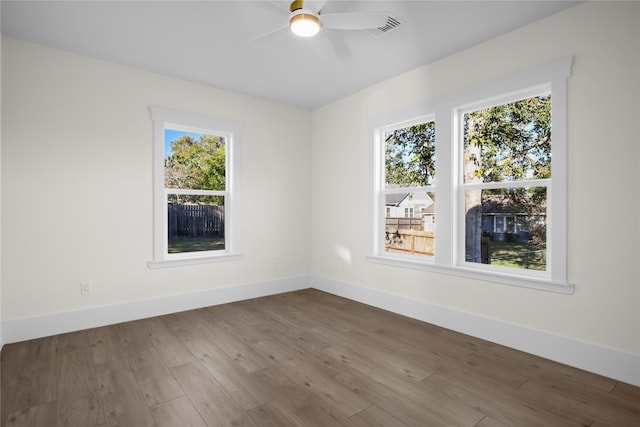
[164,129,204,157]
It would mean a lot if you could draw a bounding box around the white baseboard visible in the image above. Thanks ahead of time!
[2,274,638,387]
[310,275,640,387]
[1,275,311,345]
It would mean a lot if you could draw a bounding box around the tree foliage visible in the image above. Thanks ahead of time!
[164,134,225,204]
[464,95,551,183]
[385,121,436,187]
[464,94,551,259]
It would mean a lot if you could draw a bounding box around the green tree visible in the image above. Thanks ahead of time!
[464,95,551,262]
[164,134,225,204]
[385,121,436,187]
[465,95,551,183]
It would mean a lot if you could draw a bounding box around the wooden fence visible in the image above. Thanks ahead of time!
[385,217,424,231]
[168,204,224,238]
[385,228,435,256]
[385,217,434,256]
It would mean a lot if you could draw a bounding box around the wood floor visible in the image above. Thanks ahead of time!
[1,289,639,427]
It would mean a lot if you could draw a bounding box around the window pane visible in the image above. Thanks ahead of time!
[463,94,551,183]
[385,192,435,257]
[385,121,435,188]
[465,187,546,270]
[164,129,226,191]
[167,195,225,253]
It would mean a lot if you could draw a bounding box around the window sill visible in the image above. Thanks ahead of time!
[148,252,243,269]
[366,255,574,294]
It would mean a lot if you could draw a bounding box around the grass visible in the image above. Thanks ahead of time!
[168,236,225,254]
[168,236,543,269]
[488,240,546,271]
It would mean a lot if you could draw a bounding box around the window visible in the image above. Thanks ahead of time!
[369,58,573,293]
[148,107,241,268]
[379,118,436,259]
[460,92,550,273]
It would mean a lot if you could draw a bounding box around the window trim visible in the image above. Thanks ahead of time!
[148,107,242,269]
[373,114,437,258]
[368,57,574,293]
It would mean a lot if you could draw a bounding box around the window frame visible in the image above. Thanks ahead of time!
[368,57,573,293]
[148,107,242,269]
[373,114,437,261]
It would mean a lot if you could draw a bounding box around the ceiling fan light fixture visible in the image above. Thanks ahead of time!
[290,10,321,37]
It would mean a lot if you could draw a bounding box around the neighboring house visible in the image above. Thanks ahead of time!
[481,196,546,242]
[482,213,529,241]
[386,192,436,232]
[386,192,434,218]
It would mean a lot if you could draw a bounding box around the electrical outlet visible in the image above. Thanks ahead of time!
[80,281,92,296]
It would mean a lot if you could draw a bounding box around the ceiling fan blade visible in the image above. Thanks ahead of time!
[308,31,349,59]
[305,0,327,13]
[264,1,290,14]
[247,24,290,44]
[321,12,388,30]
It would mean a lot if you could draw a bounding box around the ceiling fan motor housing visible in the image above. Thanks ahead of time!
[290,0,305,13]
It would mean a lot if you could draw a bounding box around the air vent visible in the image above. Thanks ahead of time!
[368,16,404,37]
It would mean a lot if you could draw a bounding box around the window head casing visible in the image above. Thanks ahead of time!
[369,57,573,293]
[148,107,242,268]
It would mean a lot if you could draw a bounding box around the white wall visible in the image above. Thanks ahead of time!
[311,1,640,382]
[1,37,312,326]
[1,1,639,385]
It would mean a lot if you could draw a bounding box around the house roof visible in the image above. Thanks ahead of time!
[386,192,434,208]
[386,193,409,207]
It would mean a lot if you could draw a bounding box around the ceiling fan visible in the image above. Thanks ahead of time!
[252,0,389,40]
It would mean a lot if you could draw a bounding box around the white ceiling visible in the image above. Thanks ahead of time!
[1,0,579,110]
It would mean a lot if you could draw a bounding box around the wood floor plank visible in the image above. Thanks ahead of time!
[206,302,279,345]
[472,344,617,392]
[4,401,57,427]
[202,324,274,374]
[253,333,346,378]
[87,326,126,365]
[160,311,210,343]
[517,377,640,426]
[473,416,512,427]
[249,364,316,412]
[611,380,640,404]
[95,358,155,427]
[56,348,103,427]
[395,344,529,391]
[2,289,640,427]
[185,338,272,411]
[247,401,310,427]
[277,355,371,418]
[420,372,580,427]
[333,370,459,427]
[3,337,58,419]
[171,361,256,427]
[349,405,409,427]
[403,376,487,426]
[144,317,196,368]
[114,320,155,359]
[322,345,429,396]
[289,396,361,427]
[56,330,91,355]
[150,396,207,427]
[1,343,30,426]
[127,347,184,407]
